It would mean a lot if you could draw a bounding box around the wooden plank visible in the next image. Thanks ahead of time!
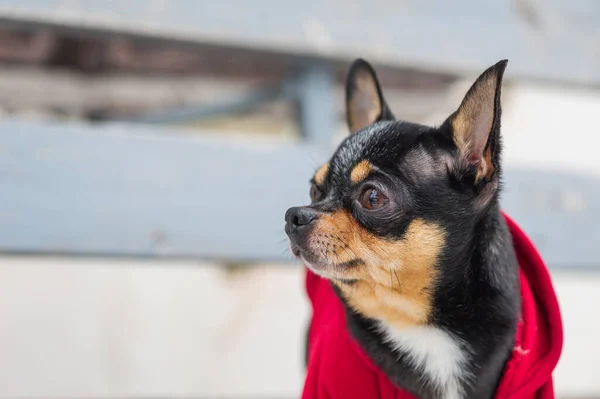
[0,0,598,85]
[0,121,327,261]
[1,120,599,268]
[501,168,600,269]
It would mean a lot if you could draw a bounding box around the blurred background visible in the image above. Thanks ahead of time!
[0,1,599,398]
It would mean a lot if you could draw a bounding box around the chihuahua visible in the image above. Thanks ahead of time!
[285,59,520,399]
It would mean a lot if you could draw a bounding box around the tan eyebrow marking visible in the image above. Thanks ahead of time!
[314,163,329,186]
[350,160,375,183]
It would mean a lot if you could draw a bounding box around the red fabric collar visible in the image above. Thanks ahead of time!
[302,212,563,399]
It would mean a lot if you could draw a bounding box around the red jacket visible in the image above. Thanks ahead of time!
[302,212,563,399]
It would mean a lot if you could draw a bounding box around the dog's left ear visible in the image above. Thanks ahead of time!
[449,60,507,184]
[345,59,395,134]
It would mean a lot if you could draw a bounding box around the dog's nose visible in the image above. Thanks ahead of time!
[285,206,319,234]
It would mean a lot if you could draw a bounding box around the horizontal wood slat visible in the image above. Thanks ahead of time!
[1,120,599,268]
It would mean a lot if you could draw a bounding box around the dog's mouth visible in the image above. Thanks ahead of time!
[290,241,301,258]
[288,240,323,271]
[289,238,363,281]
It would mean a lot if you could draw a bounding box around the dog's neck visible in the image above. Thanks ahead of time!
[335,206,521,399]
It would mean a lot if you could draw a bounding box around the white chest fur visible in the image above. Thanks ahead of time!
[379,323,469,399]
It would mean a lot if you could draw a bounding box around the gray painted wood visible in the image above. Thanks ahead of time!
[1,120,599,268]
[0,0,598,85]
[0,121,328,261]
[501,168,600,268]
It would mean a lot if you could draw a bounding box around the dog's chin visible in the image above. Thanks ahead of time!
[301,256,337,279]
[290,243,339,279]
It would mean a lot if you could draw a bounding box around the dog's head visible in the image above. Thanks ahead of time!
[285,59,508,326]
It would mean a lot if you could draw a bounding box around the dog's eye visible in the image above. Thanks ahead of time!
[359,188,389,210]
[310,184,323,203]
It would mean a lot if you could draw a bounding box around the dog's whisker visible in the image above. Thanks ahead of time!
[329,235,358,259]
[306,153,320,168]
[393,270,401,289]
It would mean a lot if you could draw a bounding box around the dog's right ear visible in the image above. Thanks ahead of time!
[345,59,395,134]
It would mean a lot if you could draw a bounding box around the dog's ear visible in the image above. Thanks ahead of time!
[450,60,507,184]
[345,59,395,134]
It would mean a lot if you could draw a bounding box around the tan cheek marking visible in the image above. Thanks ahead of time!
[350,160,375,183]
[315,211,445,328]
[335,280,428,327]
[313,163,329,186]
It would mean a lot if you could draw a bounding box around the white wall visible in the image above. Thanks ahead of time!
[0,258,308,398]
[0,257,598,398]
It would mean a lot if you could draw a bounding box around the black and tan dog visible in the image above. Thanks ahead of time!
[285,59,522,399]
